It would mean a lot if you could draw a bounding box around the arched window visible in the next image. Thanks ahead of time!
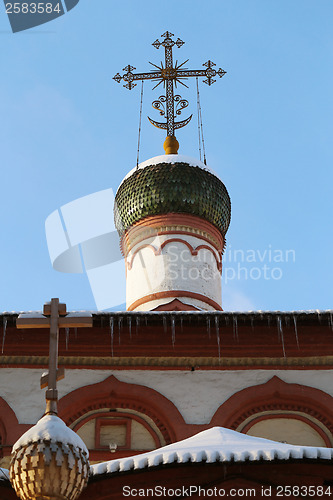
[210,376,333,447]
[72,409,163,461]
[58,375,187,462]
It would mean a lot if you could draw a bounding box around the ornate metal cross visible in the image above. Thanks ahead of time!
[113,31,226,138]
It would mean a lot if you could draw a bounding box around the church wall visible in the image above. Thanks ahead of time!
[126,235,222,311]
[1,368,333,425]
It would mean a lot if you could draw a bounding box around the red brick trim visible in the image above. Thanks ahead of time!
[152,299,200,311]
[210,376,333,439]
[58,375,188,444]
[0,397,30,454]
[128,290,223,312]
[121,214,224,256]
[0,419,5,458]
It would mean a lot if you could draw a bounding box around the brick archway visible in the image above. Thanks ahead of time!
[0,397,30,457]
[58,375,188,444]
[210,376,333,441]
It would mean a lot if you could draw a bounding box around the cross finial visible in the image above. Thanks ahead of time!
[113,32,226,154]
[16,299,93,416]
[41,298,65,415]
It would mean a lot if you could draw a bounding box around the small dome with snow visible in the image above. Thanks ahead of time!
[12,414,88,455]
[114,154,231,237]
[10,415,89,500]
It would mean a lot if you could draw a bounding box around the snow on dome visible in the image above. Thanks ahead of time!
[12,415,88,456]
[90,426,333,476]
[120,154,219,184]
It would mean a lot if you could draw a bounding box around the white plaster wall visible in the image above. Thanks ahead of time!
[131,420,156,450]
[76,419,95,449]
[1,368,333,426]
[247,418,327,447]
[126,233,221,310]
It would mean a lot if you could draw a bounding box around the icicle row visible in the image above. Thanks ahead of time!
[215,315,221,360]
[293,315,299,349]
[171,316,176,347]
[110,317,114,357]
[277,316,286,358]
[2,316,7,354]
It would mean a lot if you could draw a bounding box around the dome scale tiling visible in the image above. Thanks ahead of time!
[114,157,231,237]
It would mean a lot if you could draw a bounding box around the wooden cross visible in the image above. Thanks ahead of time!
[113,31,226,138]
[16,298,92,415]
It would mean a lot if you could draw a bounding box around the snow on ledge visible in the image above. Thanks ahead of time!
[12,415,88,456]
[90,426,333,477]
[17,311,93,320]
[120,155,219,184]
[5,309,333,317]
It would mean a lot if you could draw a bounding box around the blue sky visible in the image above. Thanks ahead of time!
[0,0,332,312]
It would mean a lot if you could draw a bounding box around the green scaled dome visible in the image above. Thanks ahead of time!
[114,155,231,237]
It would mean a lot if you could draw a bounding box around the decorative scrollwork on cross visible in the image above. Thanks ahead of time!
[113,32,226,138]
[152,95,167,116]
[174,95,189,116]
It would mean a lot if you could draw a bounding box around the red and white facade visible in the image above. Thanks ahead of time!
[1,311,333,465]
[122,214,224,311]
[1,152,333,497]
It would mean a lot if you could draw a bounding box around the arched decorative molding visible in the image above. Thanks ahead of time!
[128,290,223,312]
[210,376,333,439]
[152,298,200,311]
[0,397,30,449]
[58,375,188,444]
[126,238,222,272]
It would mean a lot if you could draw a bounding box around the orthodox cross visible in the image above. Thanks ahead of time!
[16,298,93,415]
[113,31,226,138]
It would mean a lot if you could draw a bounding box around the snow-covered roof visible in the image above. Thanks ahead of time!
[90,427,333,477]
[120,154,218,184]
[2,309,332,317]
[12,415,88,455]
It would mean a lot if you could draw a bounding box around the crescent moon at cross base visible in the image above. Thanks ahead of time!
[147,115,193,130]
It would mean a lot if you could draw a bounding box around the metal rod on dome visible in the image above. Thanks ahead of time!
[136,80,144,168]
[196,77,202,162]
[197,79,207,165]
[197,86,207,165]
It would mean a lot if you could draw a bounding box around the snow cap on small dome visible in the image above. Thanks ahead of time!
[12,415,88,455]
[120,154,219,184]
